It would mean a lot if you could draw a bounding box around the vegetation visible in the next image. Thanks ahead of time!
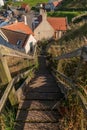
[1,106,17,130]
[0,55,38,129]
[60,0,87,10]
[8,0,48,7]
[58,23,87,52]
[48,11,85,23]
[47,23,87,86]
[58,91,86,130]
[46,22,87,129]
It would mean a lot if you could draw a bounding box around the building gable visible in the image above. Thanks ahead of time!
[34,20,54,41]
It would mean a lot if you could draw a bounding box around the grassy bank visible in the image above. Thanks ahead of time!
[60,0,87,10]
[13,0,48,7]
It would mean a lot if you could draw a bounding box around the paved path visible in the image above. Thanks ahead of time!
[15,56,62,130]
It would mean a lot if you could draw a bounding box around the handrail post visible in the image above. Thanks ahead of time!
[0,114,5,130]
[0,57,11,84]
[0,56,18,105]
[81,109,85,130]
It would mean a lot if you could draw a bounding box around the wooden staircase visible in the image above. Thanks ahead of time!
[14,56,62,130]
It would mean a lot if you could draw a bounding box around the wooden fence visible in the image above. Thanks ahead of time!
[50,45,87,130]
[52,45,87,112]
[0,45,37,130]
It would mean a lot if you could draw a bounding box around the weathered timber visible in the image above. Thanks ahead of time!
[0,56,18,106]
[52,68,73,84]
[0,114,5,130]
[54,47,82,60]
[15,122,59,130]
[0,45,34,60]
[52,68,87,112]
[78,91,87,112]
[54,46,87,61]
[16,75,33,103]
[78,84,87,97]
[0,78,16,112]
[14,56,61,130]
[16,66,36,102]
[0,66,35,112]
[0,57,11,84]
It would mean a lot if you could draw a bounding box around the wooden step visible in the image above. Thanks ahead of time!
[14,123,59,130]
[21,92,61,100]
[18,100,58,110]
[16,110,60,123]
[27,87,60,93]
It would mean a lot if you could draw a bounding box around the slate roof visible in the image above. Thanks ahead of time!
[1,28,29,47]
[0,30,22,51]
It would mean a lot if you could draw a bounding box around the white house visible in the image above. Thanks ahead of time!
[0,0,4,7]
[1,21,37,54]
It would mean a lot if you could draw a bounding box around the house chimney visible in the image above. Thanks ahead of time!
[22,15,27,25]
[40,9,47,21]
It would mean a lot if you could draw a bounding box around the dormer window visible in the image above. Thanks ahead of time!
[17,40,22,45]
[17,40,22,48]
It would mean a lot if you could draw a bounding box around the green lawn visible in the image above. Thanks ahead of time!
[48,11,85,23]
[13,0,48,7]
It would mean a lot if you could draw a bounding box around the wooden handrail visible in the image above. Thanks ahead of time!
[52,68,74,85]
[77,91,87,111]
[0,45,34,60]
[52,68,87,112]
[54,46,87,61]
[0,66,35,113]
[0,78,15,113]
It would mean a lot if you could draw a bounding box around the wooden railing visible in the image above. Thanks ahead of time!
[50,45,87,130]
[0,45,37,129]
[52,46,87,112]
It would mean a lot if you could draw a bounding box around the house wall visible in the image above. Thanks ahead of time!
[24,34,37,54]
[34,20,54,41]
[54,30,66,40]
[0,0,4,7]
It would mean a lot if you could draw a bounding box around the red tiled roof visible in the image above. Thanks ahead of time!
[2,22,33,35]
[47,17,67,31]
[21,3,28,9]
[53,1,59,7]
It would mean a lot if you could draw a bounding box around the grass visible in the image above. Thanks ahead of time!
[47,22,87,87]
[12,0,48,7]
[61,0,87,9]
[58,23,87,48]
[2,106,17,130]
[48,11,85,23]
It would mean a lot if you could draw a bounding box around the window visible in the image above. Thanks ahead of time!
[30,42,33,53]
[16,40,22,48]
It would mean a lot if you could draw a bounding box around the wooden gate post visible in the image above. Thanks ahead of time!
[0,56,18,105]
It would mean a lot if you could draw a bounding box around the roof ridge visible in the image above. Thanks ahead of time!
[1,22,33,35]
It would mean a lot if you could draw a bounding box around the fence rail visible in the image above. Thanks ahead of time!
[0,66,35,113]
[0,45,34,59]
[0,45,37,129]
[52,45,87,113]
[52,68,87,112]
